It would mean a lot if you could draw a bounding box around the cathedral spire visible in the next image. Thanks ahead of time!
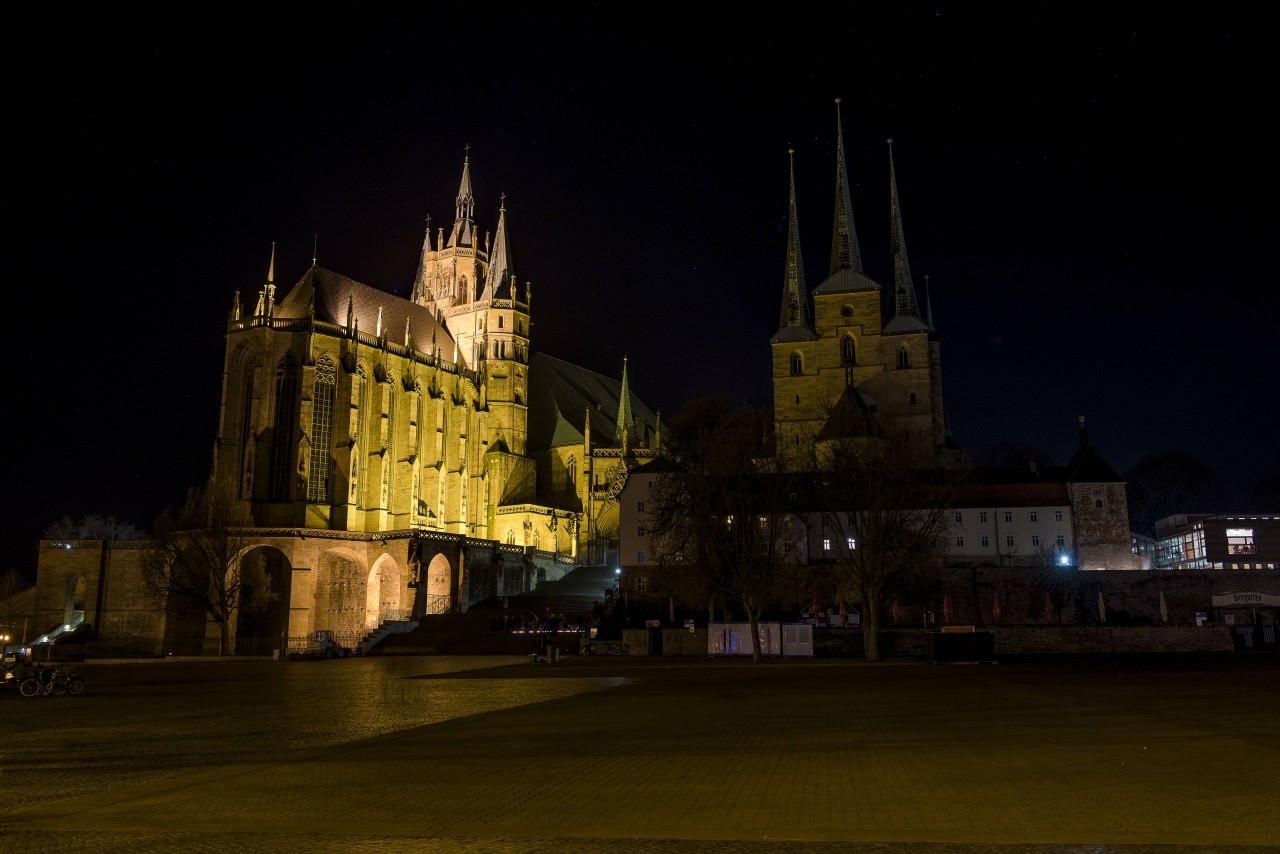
[448,145,475,249]
[773,149,815,341]
[885,139,930,333]
[616,356,634,450]
[253,242,277,318]
[481,194,514,300]
[829,97,864,277]
[411,213,432,304]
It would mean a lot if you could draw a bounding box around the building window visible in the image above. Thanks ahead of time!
[823,538,831,551]
[954,511,963,523]
[842,336,856,366]
[847,538,856,550]
[638,551,645,562]
[897,346,909,369]
[1226,528,1255,555]
[1095,498,1104,508]
[1054,510,1063,522]
[1004,511,1013,523]
[981,535,989,547]
[956,536,965,547]
[1006,535,1015,548]
[636,576,648,593]
[1056,534,1065,547]
[1030,510,1038,522]
[505,528,515,544]
[268,353,300,502]
[1032,535,1041,547]
[637,526,645,537]
[498,316,504,329]
[306,356,336,503]
[783,541,792,554]
[637,501,645,513]
[790,352,802,376]
[980,511,988,523]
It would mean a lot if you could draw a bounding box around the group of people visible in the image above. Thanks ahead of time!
[6,653,51,686]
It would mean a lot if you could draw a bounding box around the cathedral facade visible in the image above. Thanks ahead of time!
[28,153,660,655]
[771,101,960,470]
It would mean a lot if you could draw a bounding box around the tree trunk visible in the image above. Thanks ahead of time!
[862,583,883,662]
[218,620,232,656]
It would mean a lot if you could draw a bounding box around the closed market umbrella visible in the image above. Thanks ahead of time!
[943,593,954,625]
[1098,590,1107,624]
[891,596,901,625]
[1044,591,1054,622]
[1159,590,1168,623]
[991,590,1001,623]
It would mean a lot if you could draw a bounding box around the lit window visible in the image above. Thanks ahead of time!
[847,538,856,550]
[823,538,831,551]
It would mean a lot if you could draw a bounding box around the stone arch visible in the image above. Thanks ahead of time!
[231,545,292,655]
[424,552,452,614]
[62,574,88,632]
[366,553,403,630]
[313,546,369,637]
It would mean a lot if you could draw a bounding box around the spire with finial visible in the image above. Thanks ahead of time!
[254,243,277,318]
[829,97,864,277]
[481,193,514,300]
[448,145,475,249]
[411,213,432,304]
[772,149,816,342]
[884,139,931,333]
[616,356,634,450]
[1078,415,1088,448]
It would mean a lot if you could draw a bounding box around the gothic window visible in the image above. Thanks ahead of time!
[841,336,856,366]
[567,456,577,489]
[897,346,910,369]
[790,352,802,376]
[383,375,396,509]
[268,353,299,501]
[353,366,367,503]
[498,316,504,329]
[239,362,256,499]
[505,528,515,544]
[307,356,336,503]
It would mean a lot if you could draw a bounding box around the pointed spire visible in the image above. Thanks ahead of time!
[616,356,634,449]
[404,316,411,348]
[829,98,864,277]
[885,139,930,333]
[411,214,432,304]
[448,145,475,249]
[481,193,514,300]
[773,149,815,341]
[254,243,276,318]
[346,295,355,331]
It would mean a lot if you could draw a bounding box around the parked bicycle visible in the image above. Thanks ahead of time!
[16,667,85,698]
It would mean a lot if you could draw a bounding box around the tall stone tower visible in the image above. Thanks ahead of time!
[770,99,960,469]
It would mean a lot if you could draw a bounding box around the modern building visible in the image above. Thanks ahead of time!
[1155,514,1280,571]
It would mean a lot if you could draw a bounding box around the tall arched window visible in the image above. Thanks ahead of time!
[842,336,857,366]
[897,346,910,369]
[268,353,299,501]
[567,456,577,490]
[307,356,336,503]
[352,365,367,504]
[382,374,396,509]
[790,352,803,376]
[239,361,257,499]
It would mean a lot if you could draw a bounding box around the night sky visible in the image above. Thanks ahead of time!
[8,7,1274,576]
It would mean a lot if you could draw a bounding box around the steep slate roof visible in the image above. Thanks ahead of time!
[527,352,658,452]
[274,265,458,364]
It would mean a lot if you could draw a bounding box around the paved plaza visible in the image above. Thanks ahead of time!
[1,651,1277,853]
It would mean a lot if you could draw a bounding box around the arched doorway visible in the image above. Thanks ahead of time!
[424,553,452,614]
[233,546,292,655]
[365,554,403,630]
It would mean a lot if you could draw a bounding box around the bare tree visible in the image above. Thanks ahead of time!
[44,514,146,540]
[645,399,803,662]
[819,431,959,662]
[141,482,274,656]
[1125,451,1224,536]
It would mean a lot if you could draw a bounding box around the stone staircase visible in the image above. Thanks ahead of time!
[370,564,620,656]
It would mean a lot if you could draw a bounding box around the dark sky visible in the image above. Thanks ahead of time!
[8,6,1274,574]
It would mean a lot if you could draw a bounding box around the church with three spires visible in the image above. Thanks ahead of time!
[770,98,961,471]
